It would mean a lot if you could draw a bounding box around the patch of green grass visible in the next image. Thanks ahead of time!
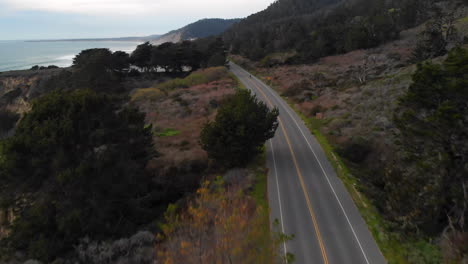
[131,87,166,102]
[247,149,275,262]
[458,16,468,23]
[250,148,268,208]
[249,148,295,263]
[156,128,181,137]
[157,66,229,92]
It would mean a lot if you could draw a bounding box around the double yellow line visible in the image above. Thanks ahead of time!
[245,76,329,264]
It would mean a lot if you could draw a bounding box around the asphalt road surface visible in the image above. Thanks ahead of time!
[230,62,387,264]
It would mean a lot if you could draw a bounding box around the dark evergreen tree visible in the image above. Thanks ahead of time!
[206,37,227,67]
[111,51,130,74]
[386,47,468,234]
[130,42,152,72]
[224,0,436,62]
[200,90,279,167]
[72,49,121,91]
[0,109,19,135]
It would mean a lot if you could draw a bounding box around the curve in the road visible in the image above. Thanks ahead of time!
[252,79,330,263]
[251,71,370,264]
[230,62,387,264]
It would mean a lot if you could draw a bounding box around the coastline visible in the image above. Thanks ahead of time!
[0,40,141,72]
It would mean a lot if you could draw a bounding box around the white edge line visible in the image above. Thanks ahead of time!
[233,63,372,264]
[269,139,288,262]
[235,64,289,262]
[254,70,372,264]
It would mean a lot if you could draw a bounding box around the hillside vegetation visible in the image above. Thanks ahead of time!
[0,33,286,262]
[153,18,240,44]
[0,90,155,260]
[225,0,450,62]
[2,0,468,262]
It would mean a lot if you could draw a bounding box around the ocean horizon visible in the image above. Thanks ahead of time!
[0,40,142,72]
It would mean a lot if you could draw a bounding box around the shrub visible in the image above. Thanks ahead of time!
[1,88,22,104]
[75,231,155,264]
[337,138,372,163]
[0,89,155,261]
[156,181,291,263]
[0,109,19,134]
[157,67,228,91]
[385,47,468,234]
[200,89,279,167]
[310,105,326,116]
[281,80,311,97]
[131,88,165,102]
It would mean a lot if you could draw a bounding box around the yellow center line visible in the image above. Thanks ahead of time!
[245,75,330,264]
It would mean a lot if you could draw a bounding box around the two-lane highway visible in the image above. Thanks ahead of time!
[230,62,387,264]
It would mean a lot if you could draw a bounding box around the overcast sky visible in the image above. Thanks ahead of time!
[0,0,275,40]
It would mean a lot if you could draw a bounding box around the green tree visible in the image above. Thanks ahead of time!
[42,48,126,93]
[111,51,130,74]
[388,47,468,234]
[131,42,152,72]
[206,37,227,67]
[71,48,121,92]
[411,18,447,62]
[72,48,113,69]
[0,109,19,135]
[200,90,279,167]
[180,40,203,71]
[223,0,433,62]
[152,42,178,73]
[0,89,155,261]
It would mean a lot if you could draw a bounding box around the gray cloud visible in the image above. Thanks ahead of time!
[0,0,274,17]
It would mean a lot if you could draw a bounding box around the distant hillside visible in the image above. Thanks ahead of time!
[224,0,434,61]
[28,35,161,42]
[30,18,239,44]
[152,18,240,44]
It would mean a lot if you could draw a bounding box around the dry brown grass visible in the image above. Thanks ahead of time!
[156,171,282,264]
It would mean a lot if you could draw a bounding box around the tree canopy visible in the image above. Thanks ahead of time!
[384,47,468,234]
[0,89,155,261]
[42,48,125,94]
[132,38,227,73]
[42,38,228,95]
[130,42,153,71]
[200,89,279,167]
[224,0,435,63]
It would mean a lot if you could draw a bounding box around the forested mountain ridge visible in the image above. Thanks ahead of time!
[224,0,439,61]
[239,0,342,22]
[153,18,240,44]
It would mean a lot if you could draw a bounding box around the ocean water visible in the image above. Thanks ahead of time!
[0,40,142,72]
